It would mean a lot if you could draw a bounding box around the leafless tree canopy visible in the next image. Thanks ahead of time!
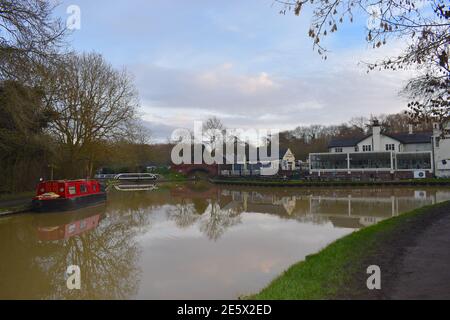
[0,0,65,80]
[43,52,139,176]
[276,0,449,125]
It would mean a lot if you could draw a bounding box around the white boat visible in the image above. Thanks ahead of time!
[114,173,158,181]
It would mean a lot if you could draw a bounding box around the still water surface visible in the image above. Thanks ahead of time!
[1,183,449,299]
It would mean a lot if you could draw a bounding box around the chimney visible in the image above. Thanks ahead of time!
[408,124,414,135]
[372,119,381,152]
[433,122,441,136]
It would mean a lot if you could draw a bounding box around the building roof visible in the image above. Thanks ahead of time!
[385,132,432,144]
[328,132,432,148]
[328,136,368,148]
[279,148,288,159]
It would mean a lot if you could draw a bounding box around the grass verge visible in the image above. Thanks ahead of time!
[247,201,450,300]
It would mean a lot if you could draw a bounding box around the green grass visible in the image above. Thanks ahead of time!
[160,171,188,181]
[248,201,449,300]
[151,167,188,182]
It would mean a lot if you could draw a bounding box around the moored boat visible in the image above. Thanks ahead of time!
[32,180,107,213]
[114,173,158,181]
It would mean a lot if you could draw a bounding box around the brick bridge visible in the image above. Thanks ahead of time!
[172,164,218,177]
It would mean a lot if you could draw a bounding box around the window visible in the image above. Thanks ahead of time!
[354,146,359,152]
[436,137,440,148]
[362,145,372,152]
[68,186,76,195]
[335,147,343,153]
[80,184,87,193]
[385,144,395,151]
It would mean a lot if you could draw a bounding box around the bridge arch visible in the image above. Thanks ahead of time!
[172,164,218,177]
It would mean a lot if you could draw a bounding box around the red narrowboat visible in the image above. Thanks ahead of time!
[32,180,107,213]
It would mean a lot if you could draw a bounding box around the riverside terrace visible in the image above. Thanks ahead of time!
[308,151,434,180]
[308,121,450,180]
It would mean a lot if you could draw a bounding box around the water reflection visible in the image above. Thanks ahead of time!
[0,183,449,299]
[114,184,158,192]
[0,206,141,299]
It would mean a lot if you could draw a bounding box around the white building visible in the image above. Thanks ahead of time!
[328,121,432,154]
[309,120,450,179]
[279,148,296,171]
[433,122,450,178]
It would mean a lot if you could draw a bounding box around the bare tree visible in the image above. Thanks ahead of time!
[0,0,66,80]
[276,0,449,126]
[202,116,226,148]
[349,116,369,133]
[44,52,139,177]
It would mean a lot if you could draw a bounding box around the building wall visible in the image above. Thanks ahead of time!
[356,135,402,153]
[281,149,296,170]
[309,171,433,181]
[330,135,431,154]
[402,143,432,152]
[329,146,355,153]
[434,122,450,178]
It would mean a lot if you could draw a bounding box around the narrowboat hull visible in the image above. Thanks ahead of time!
[32,192,107,213]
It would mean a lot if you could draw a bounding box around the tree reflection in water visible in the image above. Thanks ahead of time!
[0,205,151,299]
[199,202,241,241]
[168,200,242,241]
[40,213,142,299]
[167,200,200,229]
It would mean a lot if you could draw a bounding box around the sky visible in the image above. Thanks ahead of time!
[55,0,416,142]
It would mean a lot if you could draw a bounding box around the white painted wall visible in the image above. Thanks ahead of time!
[403,143,432,152]
[379,135,402,152]
[329,146,355,153]
[434,138,450,178]
[281,149,296,170]
[356,135,402,152]
[372,126,382,151]
[356,136,373,151]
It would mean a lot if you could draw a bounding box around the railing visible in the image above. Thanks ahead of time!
[309,151,433,172]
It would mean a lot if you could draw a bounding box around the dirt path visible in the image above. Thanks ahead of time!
[343,201,450,300]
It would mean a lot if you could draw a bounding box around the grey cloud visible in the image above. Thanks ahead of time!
[131,57,414,140]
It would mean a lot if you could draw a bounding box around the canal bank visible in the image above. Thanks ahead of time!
[211,177,450,188]
[0,192,33,216]
[250,200,450,300]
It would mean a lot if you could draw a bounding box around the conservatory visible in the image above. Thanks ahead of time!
[309,151,433,172]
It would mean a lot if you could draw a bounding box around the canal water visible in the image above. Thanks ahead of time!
[0,183,449,299]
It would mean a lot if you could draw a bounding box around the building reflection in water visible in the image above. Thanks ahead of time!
[169,184,450,235]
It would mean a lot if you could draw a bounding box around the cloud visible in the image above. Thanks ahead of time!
[131,43,415,141]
